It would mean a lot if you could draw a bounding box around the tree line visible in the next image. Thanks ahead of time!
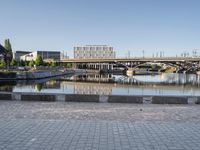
[0,39,72,68]
[0,39,55,67]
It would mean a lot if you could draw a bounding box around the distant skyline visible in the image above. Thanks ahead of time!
[1,0,200,58]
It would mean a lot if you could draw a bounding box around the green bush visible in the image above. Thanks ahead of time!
[35,55,43,66]
[10,58,17,66]
[19,60,25,66]
[0,58,7,67]
[29,60,35,67]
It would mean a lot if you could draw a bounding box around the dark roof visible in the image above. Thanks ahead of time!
[0,44,7,55]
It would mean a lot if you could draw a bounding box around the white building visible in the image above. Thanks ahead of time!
[13,51,32,61]
[20,51,61,61]
[74,45,116,59]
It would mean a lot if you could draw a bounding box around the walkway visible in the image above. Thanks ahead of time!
[0,101,200,150]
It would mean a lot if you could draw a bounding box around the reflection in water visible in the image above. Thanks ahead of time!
[74,83,112,95]
[0,81,16,92]
[1,73,200,96]
[65,73,200,87]
[62,74,115,83]
[33,81,61,92]
[35,83,43,92]
[115,73,200,86]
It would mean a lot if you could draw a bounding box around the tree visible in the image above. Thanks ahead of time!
[29,60,35,67]
[46,61,52,66]
[19,59,25,66]
[4,39,13,62]
[0,58,7,67]
[10,58,17,66]
[51,61,56,66]
[35,83,43,91]
[35,55,43,66]
[66,63,72,68]
[4,39,12,51]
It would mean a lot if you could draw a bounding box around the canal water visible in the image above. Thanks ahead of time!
[1,73,200,96]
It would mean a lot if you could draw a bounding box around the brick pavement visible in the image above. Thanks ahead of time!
[0,101,200,150]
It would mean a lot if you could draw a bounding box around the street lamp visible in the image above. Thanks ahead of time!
[142,50,144,58]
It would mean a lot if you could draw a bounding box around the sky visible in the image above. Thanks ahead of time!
[0,0,200,58]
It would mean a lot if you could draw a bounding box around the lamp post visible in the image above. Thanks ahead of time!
[142,50,145,58]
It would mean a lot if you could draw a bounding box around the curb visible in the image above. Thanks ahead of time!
[0,92,199,104]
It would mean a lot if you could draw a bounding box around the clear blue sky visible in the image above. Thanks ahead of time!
[0,0,200,57]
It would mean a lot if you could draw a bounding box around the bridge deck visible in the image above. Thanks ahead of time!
[60,57,200,63]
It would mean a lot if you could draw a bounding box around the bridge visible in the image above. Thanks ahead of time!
[60,57,200,73]
[61,57,200,63]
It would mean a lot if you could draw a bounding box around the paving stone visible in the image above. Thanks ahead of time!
[0,101,200,150]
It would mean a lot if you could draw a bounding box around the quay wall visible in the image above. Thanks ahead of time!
[0,92,199,104]
[0,69,86,80]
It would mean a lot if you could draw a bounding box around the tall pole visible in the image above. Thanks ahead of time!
[142,50,144,58]
[128,51,130,58]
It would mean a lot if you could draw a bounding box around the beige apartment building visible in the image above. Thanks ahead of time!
[74,45,116,59]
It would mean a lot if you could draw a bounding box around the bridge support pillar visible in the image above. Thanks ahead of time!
[72,63,77,69]
[109,64,113,70]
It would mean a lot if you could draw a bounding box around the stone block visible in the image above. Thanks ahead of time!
[99,95,108,103]
[108,95,143,103]
[0,93,12,100]
[21,94,56,101]
[56,94,65,102]
[65,94,99,102]
[12,93,21,100]
[152,96,188,104]
[195,97,200,104]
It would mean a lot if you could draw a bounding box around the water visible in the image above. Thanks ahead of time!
[1,73,200,96]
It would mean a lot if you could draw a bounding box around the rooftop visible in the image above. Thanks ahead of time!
[75,45,112,47]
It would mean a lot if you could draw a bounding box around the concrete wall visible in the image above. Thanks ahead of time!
[196,97,200,104]
[108,95,143,103]
[21,94,56,101]
[0,69,86,80]
[152,96,188,104]
[17,71,67,79]
[16,70,81,80]
[0,72,16,79]
[0,93,12,100]
[65,94,99,102]
[1,92,200,104]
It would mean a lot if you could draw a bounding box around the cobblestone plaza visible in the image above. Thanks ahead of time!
[0,101,200,150]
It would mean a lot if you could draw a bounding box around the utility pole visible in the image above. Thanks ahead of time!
[156,52,158,58]
[142,50,144,58]
[194,49,198,57]
[128,51,130,58]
